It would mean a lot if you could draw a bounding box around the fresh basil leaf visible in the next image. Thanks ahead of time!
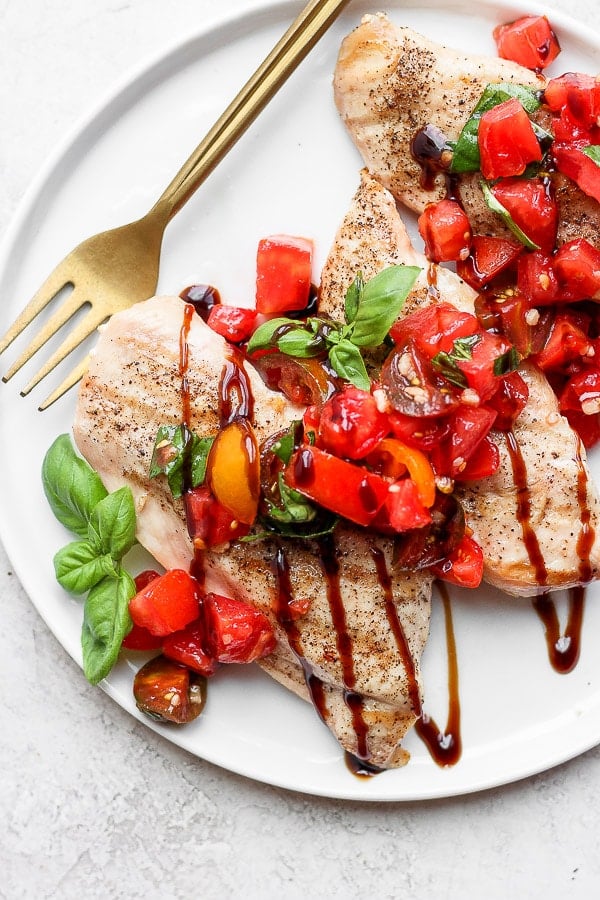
[494,347,521,376]
[53,541,117,594]
[267,474,317,524]
[350,265,421,347]
[81,569,135,685]
[246,317,297,354]
[271,421,303,465]
[583,145,600,167]
[150,425,213,499]
[254,509,339,541]
[344,272,364,324]
[88,487,137,559]
[328,339,371,390]
[276,326,325,358]
[431,351,469,388]
[480,180,540,250]
[451,83,541,174]
[42,434,108,538]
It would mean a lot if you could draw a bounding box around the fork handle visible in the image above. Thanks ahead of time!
[151,0,351,220]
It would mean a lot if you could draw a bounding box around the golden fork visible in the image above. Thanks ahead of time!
[0,0,350,410]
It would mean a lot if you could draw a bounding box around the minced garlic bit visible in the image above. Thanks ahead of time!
[435,475,454,494]
[372,388,391,413]
[461,387,481,406]
[525,308,540,326]
[582,397,600,415]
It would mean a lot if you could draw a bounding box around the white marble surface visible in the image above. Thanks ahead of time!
[2,0,600,897]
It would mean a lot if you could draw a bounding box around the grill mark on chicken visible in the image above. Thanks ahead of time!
[74,295,432,769]
[319,169,600,596]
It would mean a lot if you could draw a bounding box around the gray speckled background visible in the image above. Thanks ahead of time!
[2,1,600,897]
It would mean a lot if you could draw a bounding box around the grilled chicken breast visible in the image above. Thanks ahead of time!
[73,295,432,769]
[320,170,600,596]
[333,13,600,260]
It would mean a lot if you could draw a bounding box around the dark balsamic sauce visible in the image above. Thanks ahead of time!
[219,348,254,426]
[179,283,221,323]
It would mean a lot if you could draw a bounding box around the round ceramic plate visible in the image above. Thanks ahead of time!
[1,0,600,801]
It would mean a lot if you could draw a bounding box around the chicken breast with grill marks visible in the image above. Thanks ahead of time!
[73,295,432,769]
[320,169,600,597]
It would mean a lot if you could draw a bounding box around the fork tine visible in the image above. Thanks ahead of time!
[18,306,107,396]
[0,263,71,356]
[38,354,90,411]
[2,286,91,382]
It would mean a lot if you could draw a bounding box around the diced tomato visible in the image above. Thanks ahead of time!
[417,199,472,263]
[493,15,560,70]
[134,570,161,591]
[559,367,600,415]
[203,593,276,664]
[554,239,600,300]
[430,535,484,589]
[184,485,251,548]
[374,477,432,532]
[430,406,497,478]
[453,329,515,402]
[388,410,450,453]
[517,251,560,306]
[162,619,219,677]
[121,624,164,652]
[488,370,530,430]
[390,302,476,356]
[317,386,389,460]
[553,144,600,205]
[206,305,258,343]
[479,98,543,180]
[454,434,500,480]
[533,310,593,372]
[456,235,522,289]
[477,291,553,357]
[491,178,558,253]
[284,445,391,527]
[564,408,600,448]
[255,235,313,314]
[129,569,202,637]
[545,73,600,129]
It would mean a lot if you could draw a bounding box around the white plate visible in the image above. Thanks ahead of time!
[1,0,600,801]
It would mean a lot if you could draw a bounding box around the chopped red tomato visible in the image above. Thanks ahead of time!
[129,569,201,637]
[479,98,543,180]
[121,624,163,651]
[317,386,389,460]
[390,302,476,356]
[162,619,219,677]
[430,406,497,478]
[545,73,600,130]
[533,310,593,372]
[366,437,436,507]
[489,370,529,431]
[255,234,313,314]
[564,408,600,448]
[206,305,258,343]
[203,593,276,663]
[284,445,390,527]
[493,15,560,70]
[388,410,450,453]
[559,367,600,415]
[491,178,558,253]
[184,485,251,548]
[553,144,600,205]
[554,239,600,300]
[517,251,559,306]
[417,199,472,262]
[374,478,432,532]
[456,235,522,289]
[452,328,515,402]
[430,535,484,589]
[454,434,500,481]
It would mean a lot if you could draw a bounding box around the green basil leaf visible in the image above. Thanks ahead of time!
[88,486,137,559]
[81,569,135,685]
[271,421,303,465]
[350,265,421,347]
[344,272,364,324]
[267,474,317,524]
[451,83,541,174]
[246,317,297,354]
[150,424,213,499]
[494,347,521,376]
[252,509,339,541]
[42,434,108,538]
[431,351,469,388]
[480,180,540,250]
[53,541,117,594]
[583,145,600,167]
[328,339,370,390]
[276,327,325,358]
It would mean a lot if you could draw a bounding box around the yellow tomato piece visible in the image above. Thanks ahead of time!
[208,420,260,525]
[372,438,436,508]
